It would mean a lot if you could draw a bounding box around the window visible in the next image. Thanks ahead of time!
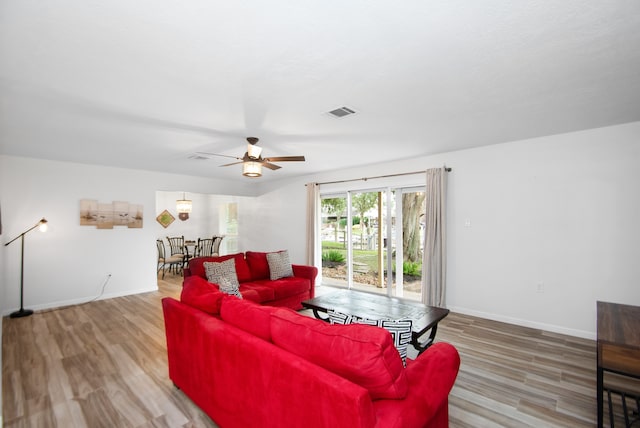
[219,202,238,254]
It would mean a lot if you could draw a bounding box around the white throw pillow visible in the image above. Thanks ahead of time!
[204,259,242,299]
[266,250,293,280]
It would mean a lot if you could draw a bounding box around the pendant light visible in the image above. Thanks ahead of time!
[176,192,192,221]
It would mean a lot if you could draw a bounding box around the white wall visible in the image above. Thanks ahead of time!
[256,121,640,339]
[0,156,256,314]
[444,123,640,338]
[244,182,309,264]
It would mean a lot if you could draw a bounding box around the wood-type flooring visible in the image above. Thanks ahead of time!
[3,273,638,427]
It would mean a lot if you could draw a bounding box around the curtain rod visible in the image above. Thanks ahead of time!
[310,167,452,186]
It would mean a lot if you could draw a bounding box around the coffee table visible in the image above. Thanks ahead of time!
[302,289,449,355]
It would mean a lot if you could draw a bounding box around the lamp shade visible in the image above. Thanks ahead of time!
[247,143,263,159]
[242,161,262,178]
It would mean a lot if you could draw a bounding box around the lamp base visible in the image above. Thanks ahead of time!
[10,308,34,318]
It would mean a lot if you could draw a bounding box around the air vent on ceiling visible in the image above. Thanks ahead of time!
[327,106,356,118]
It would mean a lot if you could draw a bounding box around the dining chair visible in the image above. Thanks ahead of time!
[212,235,224,256]
[166,235,190,269]
[157,239,184,278]
[195,237,215,257]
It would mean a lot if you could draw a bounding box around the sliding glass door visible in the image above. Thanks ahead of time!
[320,185,425,302]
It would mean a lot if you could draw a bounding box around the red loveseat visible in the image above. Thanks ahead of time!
[183,251,318,310]
[162,295,460,428]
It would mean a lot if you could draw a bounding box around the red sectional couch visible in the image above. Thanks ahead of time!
[162,294,461,428]
[182,251,318,310]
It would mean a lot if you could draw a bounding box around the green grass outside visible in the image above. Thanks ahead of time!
[321,240,422,275]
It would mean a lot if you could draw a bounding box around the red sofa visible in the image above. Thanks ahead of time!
[183,251,318,310]
[162,294,461,428]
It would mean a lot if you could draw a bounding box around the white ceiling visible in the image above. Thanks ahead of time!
[1,0,640,182]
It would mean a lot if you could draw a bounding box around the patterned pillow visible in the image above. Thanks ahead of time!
[204,259,242,299]
[266,250,293,280]
[328,310,413,366]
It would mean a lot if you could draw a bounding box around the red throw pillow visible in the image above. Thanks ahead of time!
[220,295,282,341]
[270,310,408,400]
[245,251,270,280]
[189,253,252,283]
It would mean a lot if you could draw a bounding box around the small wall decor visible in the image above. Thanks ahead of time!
[128,203,144,229]
[156,209,175,228]
[80,199,98,226]
[97,202,114,229]
[80,199,143,229]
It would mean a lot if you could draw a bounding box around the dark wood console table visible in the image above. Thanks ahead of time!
[597,301,640,427]
[302,289,449,355]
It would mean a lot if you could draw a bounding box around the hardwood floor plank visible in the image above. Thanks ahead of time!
[77,387,132,428]
[3,370,24,422]
[451,386,546,427]
[51,399,88,427]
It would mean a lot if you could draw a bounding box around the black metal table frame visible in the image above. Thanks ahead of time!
[303,292,449,356]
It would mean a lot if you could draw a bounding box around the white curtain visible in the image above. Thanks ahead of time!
[422,167,448,307]
[305,183,319,267]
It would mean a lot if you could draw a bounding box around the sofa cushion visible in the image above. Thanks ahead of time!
[251,278,310,300]
[204,259,242,298]
[328,310,413,366]
[245,251,271,280]
[270,309,408,400]
[180,277,224,315]
[220,296,281,341]
[267,250,293,280]
[189,253,252,283]
[239,282,276,302]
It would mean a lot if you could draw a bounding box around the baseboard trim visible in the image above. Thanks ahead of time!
[1,285,159,317]
[448,305,595,340]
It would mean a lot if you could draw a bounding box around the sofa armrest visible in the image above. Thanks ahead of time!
[292,264,319,298]
[372,342,460,428]
[406,341,459,401]
[182,274,210,288]
[181,276,224,314]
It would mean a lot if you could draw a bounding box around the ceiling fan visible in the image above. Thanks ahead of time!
[198,137,306,178]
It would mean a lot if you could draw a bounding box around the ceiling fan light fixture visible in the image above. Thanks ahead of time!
[247,143,262,159]
[242,161,262,178]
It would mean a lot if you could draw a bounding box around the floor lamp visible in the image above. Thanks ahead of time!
[4,218,48,318]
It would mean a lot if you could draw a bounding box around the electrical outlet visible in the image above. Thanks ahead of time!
[536,282,544,293]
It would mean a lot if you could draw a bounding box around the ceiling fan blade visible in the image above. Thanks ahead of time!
[196,152,242,160]
[263,156,305,162]
[262,162,282,170]
[220,161,245,167]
